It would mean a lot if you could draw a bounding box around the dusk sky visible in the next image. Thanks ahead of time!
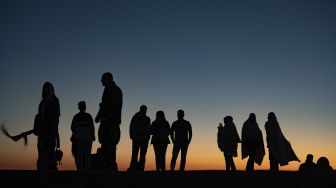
[0,0,335,171]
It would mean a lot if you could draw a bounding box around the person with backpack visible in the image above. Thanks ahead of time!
[71,101,95,171]
[128,105,151,171]
[217,116,241,171]
[150,111,171,172]
[170,110,192,171]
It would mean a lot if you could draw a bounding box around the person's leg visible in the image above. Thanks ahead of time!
[224,154,230,171]
[170,145,180,171]
[246,144,256,171]
[37,137,46,170]
[230,156,236,171]
[46,138,57,170]
[180,144,189,171]
[129,141,140,170]
[269,150,279,171]
[162,143,168,171]
[139,139,149,171]
[75,141,83,171]
[153,144,160,171]
[81,140,92,171]
[110,124,120,171]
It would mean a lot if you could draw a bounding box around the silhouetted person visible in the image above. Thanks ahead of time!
[71,101,95,171]
[217,116,241,171]
[241,113,265,171]
[265,112,300,171]
[34,82,61,170]
[128,105,151,171]
[316,157,333,172]
[299,154,316,171]
[170,110,192,171]
[95,72,123,171]
[150,111,170,172]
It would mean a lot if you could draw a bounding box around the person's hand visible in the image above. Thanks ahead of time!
[95,116,100,123]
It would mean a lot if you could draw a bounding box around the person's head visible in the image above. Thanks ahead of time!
[177,110,184,120]
[140,105,147,114]
[248,113,256,122]
[78,101,86,112]
[42,81,55,99]
[317,157,330,166]
[305,154,314,163]
[101,72,113,86]
[156,111,166,121]
[268,112,277,122]
[224,116,233,125]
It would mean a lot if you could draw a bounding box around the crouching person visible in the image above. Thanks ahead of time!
[71,101,95,171]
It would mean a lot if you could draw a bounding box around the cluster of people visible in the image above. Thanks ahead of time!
[299,154,333,172]
[217,112,300,171]
[32,72,193,172]
[7,72,333,172]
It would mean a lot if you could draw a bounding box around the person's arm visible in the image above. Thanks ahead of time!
[188,122,192,143]
[265,123,270,148]
[95,103,102,123]
[89,114,95,141]
[170,123,175,144]
[145,117,151,140]
[129,116,135,140]
[56,131,60,149]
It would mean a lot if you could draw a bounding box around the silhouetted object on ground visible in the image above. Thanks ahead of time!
[299,154,316,171]
[71,101,95,171]
[128,105,151,171]
[265,112,300,171]
[90,148,106,170]
[35,82,61,170]
[316,157,333,172]
[1,124,33,145]
[241,113,265,171]
[170,110,192,171]
[217,116,241,171]
[150,111,171,172]
[95,72,123,171]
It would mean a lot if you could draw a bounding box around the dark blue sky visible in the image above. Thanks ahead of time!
[0,0,335,170]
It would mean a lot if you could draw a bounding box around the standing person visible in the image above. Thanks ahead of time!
[34,82,61,170]
[241,113,265,171]
[265,112,300,171]
[71,101,95,171]
[217,116,240,171]
[95,72,123,171]
[170,110,192,171]
[128,105,151,171]
[150,111,171,172]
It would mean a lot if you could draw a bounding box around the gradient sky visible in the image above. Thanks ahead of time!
[0,0,335,171]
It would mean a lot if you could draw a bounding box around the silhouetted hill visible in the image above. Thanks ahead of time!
[0,170,334,188]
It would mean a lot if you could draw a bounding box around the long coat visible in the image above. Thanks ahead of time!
[265,120,300,166]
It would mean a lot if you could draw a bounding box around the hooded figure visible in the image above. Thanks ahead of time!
[241,113,265,170]
[265,112,300,170]
[36,82,60,170]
